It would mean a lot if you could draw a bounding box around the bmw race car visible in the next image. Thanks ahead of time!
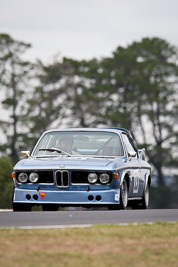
[12,128,151,211]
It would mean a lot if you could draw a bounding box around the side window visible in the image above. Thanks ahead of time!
[122,134,137,157]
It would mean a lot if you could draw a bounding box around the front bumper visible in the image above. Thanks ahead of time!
[13,188,121,206]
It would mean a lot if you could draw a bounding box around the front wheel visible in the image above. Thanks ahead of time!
[141,184,150,209]
[119,179,128,210]
[108,179,128,210]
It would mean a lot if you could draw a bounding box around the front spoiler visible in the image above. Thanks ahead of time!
[13,188,121,205]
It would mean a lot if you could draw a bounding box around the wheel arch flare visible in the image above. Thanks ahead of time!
[119,170,131,192]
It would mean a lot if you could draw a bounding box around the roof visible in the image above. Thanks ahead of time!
[106,128,133,140]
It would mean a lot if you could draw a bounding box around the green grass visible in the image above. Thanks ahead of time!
[0,222,178,267]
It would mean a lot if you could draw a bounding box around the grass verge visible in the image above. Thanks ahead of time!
[0,222,178,267]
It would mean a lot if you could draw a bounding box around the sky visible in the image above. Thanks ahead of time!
[0,0,178,63]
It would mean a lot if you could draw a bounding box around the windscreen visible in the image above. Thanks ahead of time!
[32,131,124,157]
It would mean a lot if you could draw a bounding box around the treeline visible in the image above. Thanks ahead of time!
[0,33,178,208]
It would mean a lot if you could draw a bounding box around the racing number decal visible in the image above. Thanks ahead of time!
[133,170,139,193]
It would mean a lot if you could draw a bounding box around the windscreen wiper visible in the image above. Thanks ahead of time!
[39,147,71,156]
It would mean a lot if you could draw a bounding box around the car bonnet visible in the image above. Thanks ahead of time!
[14,156,121,170]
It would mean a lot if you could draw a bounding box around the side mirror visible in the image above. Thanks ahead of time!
[128,151,137,157]
[138,149,145,160]
[20,151,30,159]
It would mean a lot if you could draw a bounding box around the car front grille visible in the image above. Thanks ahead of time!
[56,170,69,187]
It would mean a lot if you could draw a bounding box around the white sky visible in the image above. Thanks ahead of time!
[0,0,178,63]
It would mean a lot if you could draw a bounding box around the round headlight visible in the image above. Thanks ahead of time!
[29,172,39,183]
[18,172,28,183]
[99,173,110,184]
[88,173,98,184]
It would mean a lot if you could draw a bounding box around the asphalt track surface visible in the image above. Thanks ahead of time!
[0,209,178,229]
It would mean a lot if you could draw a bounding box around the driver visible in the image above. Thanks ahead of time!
[60,136,73,152]
[58,135,75,154]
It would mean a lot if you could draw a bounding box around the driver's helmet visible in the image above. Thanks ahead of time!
[59,135,74,145]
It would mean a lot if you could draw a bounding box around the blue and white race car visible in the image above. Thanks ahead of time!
[12,128,151,211]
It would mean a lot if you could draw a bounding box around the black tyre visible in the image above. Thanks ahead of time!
[141,183,150,209]
[108,179,128,210]
[108,205,119,210]
[13,203,32,212]
[42,204,59,211]
[131,183,149,210]
[119,179,128,210]
[12,185,32,212]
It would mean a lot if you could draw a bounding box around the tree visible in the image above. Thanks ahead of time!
[23,60,64,148]
[0,34,33,163]
[128,38,178,185]
[59,57,100,127]
[1,33,178,186]
[0,157,13,209]
[94,38,178,185]
[26,57,100,142]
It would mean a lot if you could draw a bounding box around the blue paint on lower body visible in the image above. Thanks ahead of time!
[14,188,120,205]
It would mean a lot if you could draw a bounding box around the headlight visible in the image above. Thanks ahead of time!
[18,172,28,183]
[99,173,110,184]
[88,173,98,184]
[29,172,39,183]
